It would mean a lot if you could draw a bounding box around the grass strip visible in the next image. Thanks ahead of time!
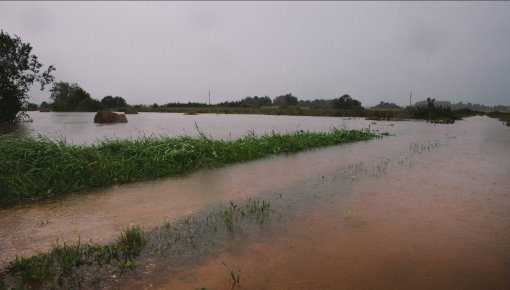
[0,128,376,208]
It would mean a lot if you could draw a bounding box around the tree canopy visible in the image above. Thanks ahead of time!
[273,93,298,107]
[373,101,401,109]
[49,81,100,112]
[100,95,127,109]
[332,94,363,110]
[0,30,54,123]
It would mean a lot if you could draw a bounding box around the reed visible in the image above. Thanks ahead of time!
[0,128,376,207]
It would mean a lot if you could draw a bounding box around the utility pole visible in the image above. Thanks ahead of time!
[409,91,413,107]
[208,90,211,106]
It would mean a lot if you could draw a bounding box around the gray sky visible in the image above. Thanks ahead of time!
[1,1,509,107]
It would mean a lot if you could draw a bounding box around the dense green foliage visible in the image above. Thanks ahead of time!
[407,98,458,122]
[0,30,54,123]
[217,95,272,107]
[273,93,298,107]
[49,82,101,112]
[332,94,363,110]
[100,95,127,109]
[373,101,401,109]
[0,129,376,207]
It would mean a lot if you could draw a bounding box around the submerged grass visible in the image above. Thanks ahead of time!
[1,198,275,289]
[0,128,376,208]
[3,226,145,289]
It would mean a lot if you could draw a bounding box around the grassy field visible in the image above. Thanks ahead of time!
[0,128,376,208]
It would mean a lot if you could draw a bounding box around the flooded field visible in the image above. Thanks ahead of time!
[1,115,509,289]
[0,111,378,144]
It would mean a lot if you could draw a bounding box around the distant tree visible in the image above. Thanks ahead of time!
[76,97,102,112]
[332,94,363,110]
[49,82,95,111]
[426,97,436,109]
[100,95,127,108]
[40,101,50,110]
[26,102,39,110]
[0,30,55,123]
[273,93,298,107]
[373,101,401,109]
[151,103,159,108]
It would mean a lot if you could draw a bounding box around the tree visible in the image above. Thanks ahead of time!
[49,82,94,111]
[101,95,127,108]
[76,97,102,112]
[332,94,363,110]
[373,101,401,109]
[40,101,50,110]
[273,93,298,107]
[0,30,55,123]
[426,97,436,109]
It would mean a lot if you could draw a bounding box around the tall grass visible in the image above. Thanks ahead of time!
[0,128,376,207]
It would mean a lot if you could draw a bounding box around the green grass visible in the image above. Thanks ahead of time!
[0,128,376,208]
[4,226,145,288]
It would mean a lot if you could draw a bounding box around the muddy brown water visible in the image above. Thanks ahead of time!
[1,116,510,289]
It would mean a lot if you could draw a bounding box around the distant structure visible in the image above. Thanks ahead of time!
[208,90,211,106]
[409,91,412,107]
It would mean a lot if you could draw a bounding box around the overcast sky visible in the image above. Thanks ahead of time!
[1,1,509,107]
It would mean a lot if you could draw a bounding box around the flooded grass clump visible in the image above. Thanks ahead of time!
[0,128,376,207]
[2,226,145,289]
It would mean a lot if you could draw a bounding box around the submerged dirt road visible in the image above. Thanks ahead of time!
[120,116,510,289]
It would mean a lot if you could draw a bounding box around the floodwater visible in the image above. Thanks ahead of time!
[1,115,510,289]
[0,111,375,144]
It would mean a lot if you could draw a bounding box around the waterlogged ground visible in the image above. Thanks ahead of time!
[1,116,509,289]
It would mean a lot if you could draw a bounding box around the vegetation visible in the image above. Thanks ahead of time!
[0,128,376,207]
[407,98,460,123]
[100,95,127,109]
[49,82,102,112]
[0,30,55,123]
[273,93,298,107]
[332,94,363,110]
[217,95,272,107]
[0,197,275,288]
[373,101,401,109]
[487,111,510,126]
[3,226,146,289]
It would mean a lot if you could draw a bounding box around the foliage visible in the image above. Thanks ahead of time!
[217,95,272,107]
[5,226,145,288]
[0,128,376,207]
[50,81,100,112]
[298,98,333,108]
[118,225,147,262]
[487,111,510,126]
[40,101,51,110]
[100,95,127,109]
[373,101,401,109]
[76,97,102,112]
[407,97,457,121]
[273,93,298,107]
[332,94,363,110]
[0,30,55,123]
[164,101,209,108]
